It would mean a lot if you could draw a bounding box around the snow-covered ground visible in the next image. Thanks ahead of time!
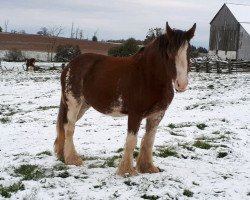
[0,62,250,200]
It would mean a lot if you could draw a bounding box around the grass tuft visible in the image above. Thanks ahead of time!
[102,155,121,168]
[217,152,228,158]
[168,123,176,129]
[0,182,25,198]
[0,117,11,124]
[36,151,52,156]
[156,147,178,158]
[183,189,194,197]
[14,164,46,180]
[193,140,213,150]
[141,194,160,200]
[196,123,207,130]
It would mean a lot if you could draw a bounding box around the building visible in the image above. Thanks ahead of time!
[209,3,250,60]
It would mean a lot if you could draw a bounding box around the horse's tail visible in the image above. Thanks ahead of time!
[54,94,68,159]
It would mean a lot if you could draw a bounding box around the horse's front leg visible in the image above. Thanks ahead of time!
[136,111,165,173]
[117,114,142,176]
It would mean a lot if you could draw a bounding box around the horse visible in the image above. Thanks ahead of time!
[25,58,36,71]
[54,22,196,176]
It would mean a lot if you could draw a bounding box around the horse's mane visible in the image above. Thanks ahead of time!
[136,30,187,59]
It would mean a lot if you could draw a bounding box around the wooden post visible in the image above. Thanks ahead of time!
[206,59,210,73]
[216,61,221,73]
[228,60,232,73]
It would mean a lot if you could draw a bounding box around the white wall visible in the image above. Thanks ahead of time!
[0,50,55,61]
[209,50,236,60]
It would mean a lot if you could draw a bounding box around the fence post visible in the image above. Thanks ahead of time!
[205,59,210,73]
[228,60,232,73]
[195,61,200,72]
[216,61,221,73]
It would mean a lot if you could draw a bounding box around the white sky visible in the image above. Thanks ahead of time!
[1,0,250,48]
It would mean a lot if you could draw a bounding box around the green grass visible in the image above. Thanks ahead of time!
[37,106,58,110]
[141,194,160,200]
[0,117,11,124]
[124,180,138,186]
[57,171,70,178]
[196,123,207,130]
[116,148,124,153]
[193,140,213,150]
[14,164,46,180]
[168,123,176,129]
[156,147,178,158]
[0,182,25,198]
[102,155,121,168]
[183,189,194,197]
[208,85,214,89]
[53,163,69,171]
[217,152,228,158]
[36,151,52,156]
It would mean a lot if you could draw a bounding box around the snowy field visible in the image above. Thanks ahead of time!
[0,62,250,200]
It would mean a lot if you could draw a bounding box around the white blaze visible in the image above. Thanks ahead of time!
[174,41,189,92]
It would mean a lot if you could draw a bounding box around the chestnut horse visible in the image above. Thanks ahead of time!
[54,22,196,176]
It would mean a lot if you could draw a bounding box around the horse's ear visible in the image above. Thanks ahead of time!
[166,22,174,39]
[186,23,196,40]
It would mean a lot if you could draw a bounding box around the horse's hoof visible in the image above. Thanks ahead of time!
[117,168,138,177]
[65,155,83,166]
[136,164,160,174]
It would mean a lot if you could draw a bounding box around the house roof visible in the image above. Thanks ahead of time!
[226,3,250,34]
[211,3,250,34]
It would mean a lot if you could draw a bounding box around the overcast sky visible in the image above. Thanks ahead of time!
[1,0,250,48]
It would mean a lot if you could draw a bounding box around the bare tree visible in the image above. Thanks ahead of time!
[4,20,9,32]
[37,27,50,36]
[70,22,74,38]
[79,30,84,40]
[47,26,64,61]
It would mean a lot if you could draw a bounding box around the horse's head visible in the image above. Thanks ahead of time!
[166,22,196,92]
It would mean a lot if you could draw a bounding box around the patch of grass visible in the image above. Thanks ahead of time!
[14,164,46,180]
[37,106,58,110]
[141,194,160,200]
[156,147,178,158]
[193,140,213,150]
[183,189,193,197]
[196,123,207,130]
[82,156,99,161]
[168,123,176,129]
[0,182,25,198]
[208,85,214,89]
[57,171,70,178]
[88,163,103,169]
[179,143,195,152]
[36,151,52,156]
[124,180,138,186]
[192,181,199,186]
[217,152,228,158]
[102,155,121,168]
[0,117,11,124]
[53,163,68,171]
[116,148,124,153]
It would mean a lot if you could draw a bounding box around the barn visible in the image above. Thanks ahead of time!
[209,3,250,60]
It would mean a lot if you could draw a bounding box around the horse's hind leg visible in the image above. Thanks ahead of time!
[55,99,67,160]
[136,111,165,173]
[63,95,88,166]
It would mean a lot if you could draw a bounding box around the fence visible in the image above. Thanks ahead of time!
[190,57,250,73]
